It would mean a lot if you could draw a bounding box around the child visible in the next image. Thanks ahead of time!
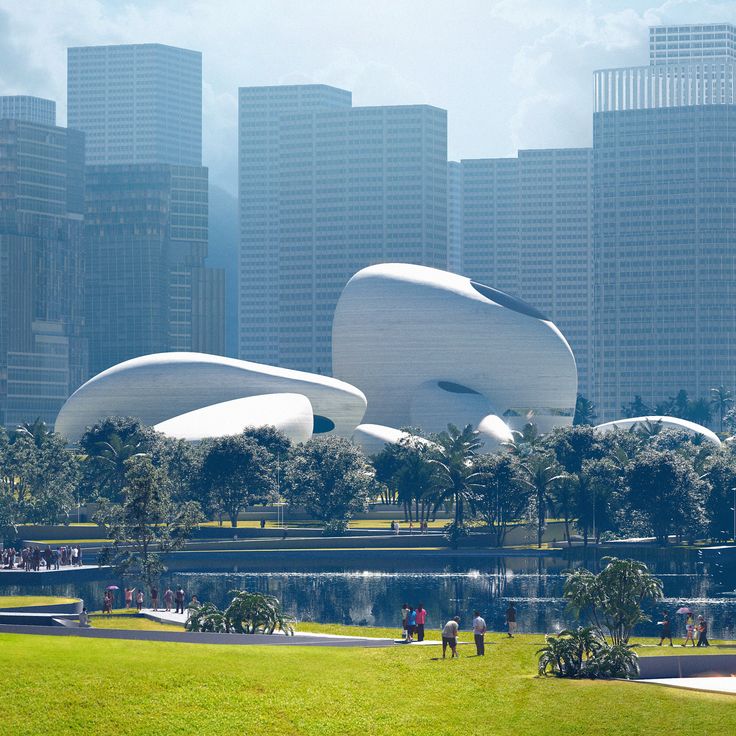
[682,614,695,646]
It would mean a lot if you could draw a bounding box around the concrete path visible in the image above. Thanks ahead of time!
[638,677,736,696]
[0,564,99,575]
[140,609,445,646]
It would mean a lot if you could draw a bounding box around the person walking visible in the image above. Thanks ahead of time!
[658,612,673,646]
[401,603,410,639]
[472,610,487,656]
[163,588,174,612]
[415,603,427,642]
[406,607,417,643]
[697,615,710,647]
[175,587,185,615]
[136,589,144,612]
[505,603,517,638]
[442,616,460,659]
[124,588,133,609]
[150,586,159,612]
[683,614,696,646]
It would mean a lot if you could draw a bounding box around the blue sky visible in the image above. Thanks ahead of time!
[1,0,735,192]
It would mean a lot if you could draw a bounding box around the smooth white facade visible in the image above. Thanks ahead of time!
[332,263,577,440]
[56,352,366,442]
[594,416,721,446]
[154,394,313,444]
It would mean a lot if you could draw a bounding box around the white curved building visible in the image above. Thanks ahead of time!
[594,416,721,446]
[55,352,366,442]
[332,264,577,442]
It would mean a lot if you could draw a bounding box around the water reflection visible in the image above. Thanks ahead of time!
[2,548,736,638]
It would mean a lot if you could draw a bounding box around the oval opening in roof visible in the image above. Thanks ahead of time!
[313,415,335,433]
[470,280,549,321]
[437,381,481,395]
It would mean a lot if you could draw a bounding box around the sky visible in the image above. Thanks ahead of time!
[1,0,735,193]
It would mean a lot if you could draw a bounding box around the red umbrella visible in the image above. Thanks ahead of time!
[676,607,693,614]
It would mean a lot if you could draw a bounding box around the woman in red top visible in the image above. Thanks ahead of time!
[415,604,427,642]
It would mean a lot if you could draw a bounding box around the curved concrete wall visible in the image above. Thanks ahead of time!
[333,263,577,438]
[56,352,366,442]
[595,415,721,446]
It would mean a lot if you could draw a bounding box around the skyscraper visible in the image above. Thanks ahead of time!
[593,23,736,420]
[68,43,224,375]
[238,85,447,374]
[0,99,86,427]
[457,149,593,398]
[67,43,202,166]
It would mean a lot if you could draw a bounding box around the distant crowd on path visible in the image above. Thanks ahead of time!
[105,585,198,615]
[1,544,83,571]
[401,601,518,658]
[390,520,430,534]
[658,610,711,648]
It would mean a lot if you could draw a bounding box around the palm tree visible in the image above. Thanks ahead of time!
[519,455,566,548]
[88,432,148,500]
[621,395,652,419]
[504,422,544,458]
[573,395,597,426]
[13,418,52,447]
[428,424,483,544]
[710,385,733,433]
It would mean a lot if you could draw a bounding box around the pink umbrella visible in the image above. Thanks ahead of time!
[105,585,119,591]
[676,607,693,614]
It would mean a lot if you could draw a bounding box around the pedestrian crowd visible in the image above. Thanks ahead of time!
[1,544,83,571]
[658,609,711,648]
[390,520,430,534]
[400,601,518,658]
[116,585,194,614]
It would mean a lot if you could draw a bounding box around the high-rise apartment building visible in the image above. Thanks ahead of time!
[593,23,736,420]
[447,162,464,274]
[238,85,447,374]
[69,43,224,376]
[0,99,86,427]
[68,44,202,166]
[457,149,593,398]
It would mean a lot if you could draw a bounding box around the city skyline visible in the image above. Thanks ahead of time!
[2,0,736,194]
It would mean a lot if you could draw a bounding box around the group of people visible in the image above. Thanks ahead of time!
[390,520,430,534]
[115,586,193,614]
[1,544,82,571]
[658,611,711,648]
[402,602,518,658]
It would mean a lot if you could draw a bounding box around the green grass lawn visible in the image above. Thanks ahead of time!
[88,615,184,632]
[0,629,734,736]
[0,595,78,608]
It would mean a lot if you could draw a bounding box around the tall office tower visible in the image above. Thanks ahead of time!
[593,23,736,421]
[84,164,224,375]
[67,44,202,166]
[0,96,55,126]
[69,43,224,376]
[0,100,86,428]
[458,149,593,398]
[447,162,464,274]
[238,85,447,374]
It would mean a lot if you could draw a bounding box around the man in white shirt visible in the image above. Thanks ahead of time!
[442,616,460,659]
[472,610,487,656]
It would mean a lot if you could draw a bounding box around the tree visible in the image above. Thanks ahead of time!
[95,456,202,588]
[626,449,707,544]
[428,424,483,545]
[519,455,565,548]
[504,422,544,458]
[573,395,597,426]
[471,454,531,546]
[282,435,379,534]
[199,434,276,527]
[703,451,736,542]
[621,395,652,419]
[711,385,733,434]
[186,590,294,635]
[563,557,663,645]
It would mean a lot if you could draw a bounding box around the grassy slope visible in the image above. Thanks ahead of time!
[0,595,78,608]
[0,631,734,736]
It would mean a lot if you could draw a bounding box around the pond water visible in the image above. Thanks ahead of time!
[3,547,736,638]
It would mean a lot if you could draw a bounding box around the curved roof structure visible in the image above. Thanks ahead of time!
[154,394,313,444]
[594,415,721,446]
[56,352,366,442]
[332,263,577,437]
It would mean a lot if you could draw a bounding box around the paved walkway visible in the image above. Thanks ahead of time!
[639,677,736,696]
[0,564,99,575]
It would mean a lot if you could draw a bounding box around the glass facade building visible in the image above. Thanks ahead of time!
[593,23,736,421]
[238,85,448,374]
[0,111,86,428]
[0,96,55,126]
[84,164,224,375]
[457,149,593,398]
[68,43,202,166]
